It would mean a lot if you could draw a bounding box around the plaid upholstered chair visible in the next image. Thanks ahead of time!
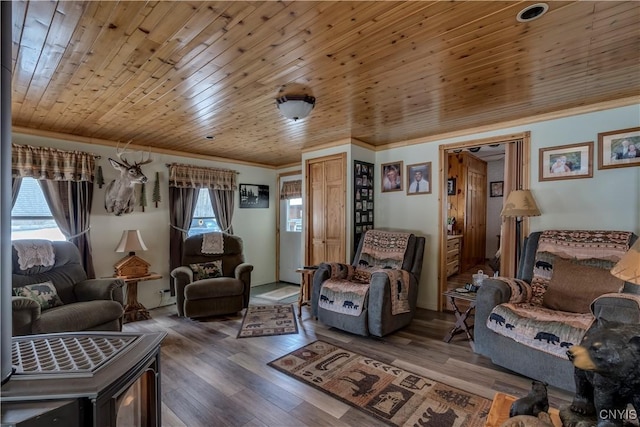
[311,230,425,337]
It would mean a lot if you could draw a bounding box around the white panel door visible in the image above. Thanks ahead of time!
[279,176,303,284]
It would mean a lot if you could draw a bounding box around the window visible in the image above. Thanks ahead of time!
[188,188,220,237]
[286,198,303,232]
[11,178,65,241]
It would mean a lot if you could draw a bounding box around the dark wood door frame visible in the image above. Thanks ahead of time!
[438,132,531,311]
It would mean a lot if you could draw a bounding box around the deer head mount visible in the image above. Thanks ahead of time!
[104,142,153,216]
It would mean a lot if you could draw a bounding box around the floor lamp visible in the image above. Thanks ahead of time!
[500,189,541,268]
[610,239,640,294]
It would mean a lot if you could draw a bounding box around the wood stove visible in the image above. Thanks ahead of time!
[1,331,166,427]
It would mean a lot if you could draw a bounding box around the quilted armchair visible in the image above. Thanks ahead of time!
[475,230,639,392]
[311,230,425,337]
[171,233,253,318]
[12,240,125,336]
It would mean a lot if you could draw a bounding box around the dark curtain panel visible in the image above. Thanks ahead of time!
[39,180,96,278]
[169,186,198,294]
[209,189,235,234]
[11,177,21,207]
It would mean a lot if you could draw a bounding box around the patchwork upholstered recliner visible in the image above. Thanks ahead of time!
[475,230,639,392]
[171,232,253,319]
[11,240,125,336]
[311,230,425,337]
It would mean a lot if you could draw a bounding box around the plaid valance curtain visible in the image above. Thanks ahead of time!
[280,179,302,199]
[168,163,237,190]
[12,144,97,182]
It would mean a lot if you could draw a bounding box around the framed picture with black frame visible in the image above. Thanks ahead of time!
[239,183,269,208]
[447,178,456,196]
[489,181,504,197]
[353,160,374,255]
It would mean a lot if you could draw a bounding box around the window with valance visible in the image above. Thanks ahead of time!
[280,179,302,200]
[12,144,97,182]
[168,163,237,189]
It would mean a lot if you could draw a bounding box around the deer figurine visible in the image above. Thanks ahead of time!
[104,143,153,216]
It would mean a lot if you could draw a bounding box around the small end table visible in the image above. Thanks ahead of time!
[442,289,476,349]
[295,267,317,317]
[117,273,162,323]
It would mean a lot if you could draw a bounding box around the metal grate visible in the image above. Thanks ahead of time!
[12,334,138,377]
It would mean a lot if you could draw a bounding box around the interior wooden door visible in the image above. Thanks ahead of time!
[462,155,487,270]
[306,153,346,266]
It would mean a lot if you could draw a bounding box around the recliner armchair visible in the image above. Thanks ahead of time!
[475,230,639,392]
[171,233,253,318]
[311,230,425,337]
[12,240,125,336]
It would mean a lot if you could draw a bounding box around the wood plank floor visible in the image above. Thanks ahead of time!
[123,286,574,426]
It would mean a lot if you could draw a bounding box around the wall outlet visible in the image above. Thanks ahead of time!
[159,289,175,307]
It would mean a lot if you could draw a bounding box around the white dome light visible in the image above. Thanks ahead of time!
[276,95,316,121]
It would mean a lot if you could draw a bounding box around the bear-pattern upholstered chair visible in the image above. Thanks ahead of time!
[11,240,125,336]
[171,233,253,319]
[474,230,639,392]
[311,230,425,337]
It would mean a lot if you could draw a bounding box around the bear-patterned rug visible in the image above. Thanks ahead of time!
[268,340,492,426]
[237,304,298,338]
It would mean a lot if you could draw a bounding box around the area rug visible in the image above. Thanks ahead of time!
[258,285,300,301]
[268,340,491,426]
[237,304,298,338]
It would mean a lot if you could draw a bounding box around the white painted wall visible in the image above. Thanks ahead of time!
[12,133,277,310]
[486,158,505,257]
[376,104,640,310]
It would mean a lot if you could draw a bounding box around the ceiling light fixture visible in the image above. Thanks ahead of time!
[517,3,549,22]
[276,94,316,121]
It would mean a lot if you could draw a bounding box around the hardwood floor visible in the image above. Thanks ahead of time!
[123,285,574,426]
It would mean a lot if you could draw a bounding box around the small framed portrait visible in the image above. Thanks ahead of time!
[489,181,504,197]
[447,178,456,196]
[381,161,403,192]
[539,142,594,182]
[406,162,431,195]
[597,127,640,170]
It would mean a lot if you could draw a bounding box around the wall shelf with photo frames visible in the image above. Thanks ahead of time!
[353,160,374,255]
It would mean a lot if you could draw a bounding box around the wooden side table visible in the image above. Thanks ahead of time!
[442,289,476,349]
[295,267,317,317]
[117,273,162,323]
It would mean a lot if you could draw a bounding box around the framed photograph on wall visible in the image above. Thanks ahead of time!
[447,178,456,196]
[539,141,593,181]
[381,161,403,192]
[239,184,269,208]
[489,181,503,197]
[597,127,640,170]
[406,162,431,195]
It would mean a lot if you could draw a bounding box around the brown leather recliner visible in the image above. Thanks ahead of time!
[171,233,253,318]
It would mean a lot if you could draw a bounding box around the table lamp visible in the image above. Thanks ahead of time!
[500,189,541,264]
[114,230,150,278]
[611,239,640,293]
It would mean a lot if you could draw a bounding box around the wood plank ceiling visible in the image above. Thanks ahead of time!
[11,1,640,167]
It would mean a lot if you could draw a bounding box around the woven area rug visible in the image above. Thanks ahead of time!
[237,305,298,338]
[268,340,491,426]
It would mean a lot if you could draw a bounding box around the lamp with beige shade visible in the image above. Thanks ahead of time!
[114,230,150,278]
[611,239,640,291]
[500,189,542,265]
